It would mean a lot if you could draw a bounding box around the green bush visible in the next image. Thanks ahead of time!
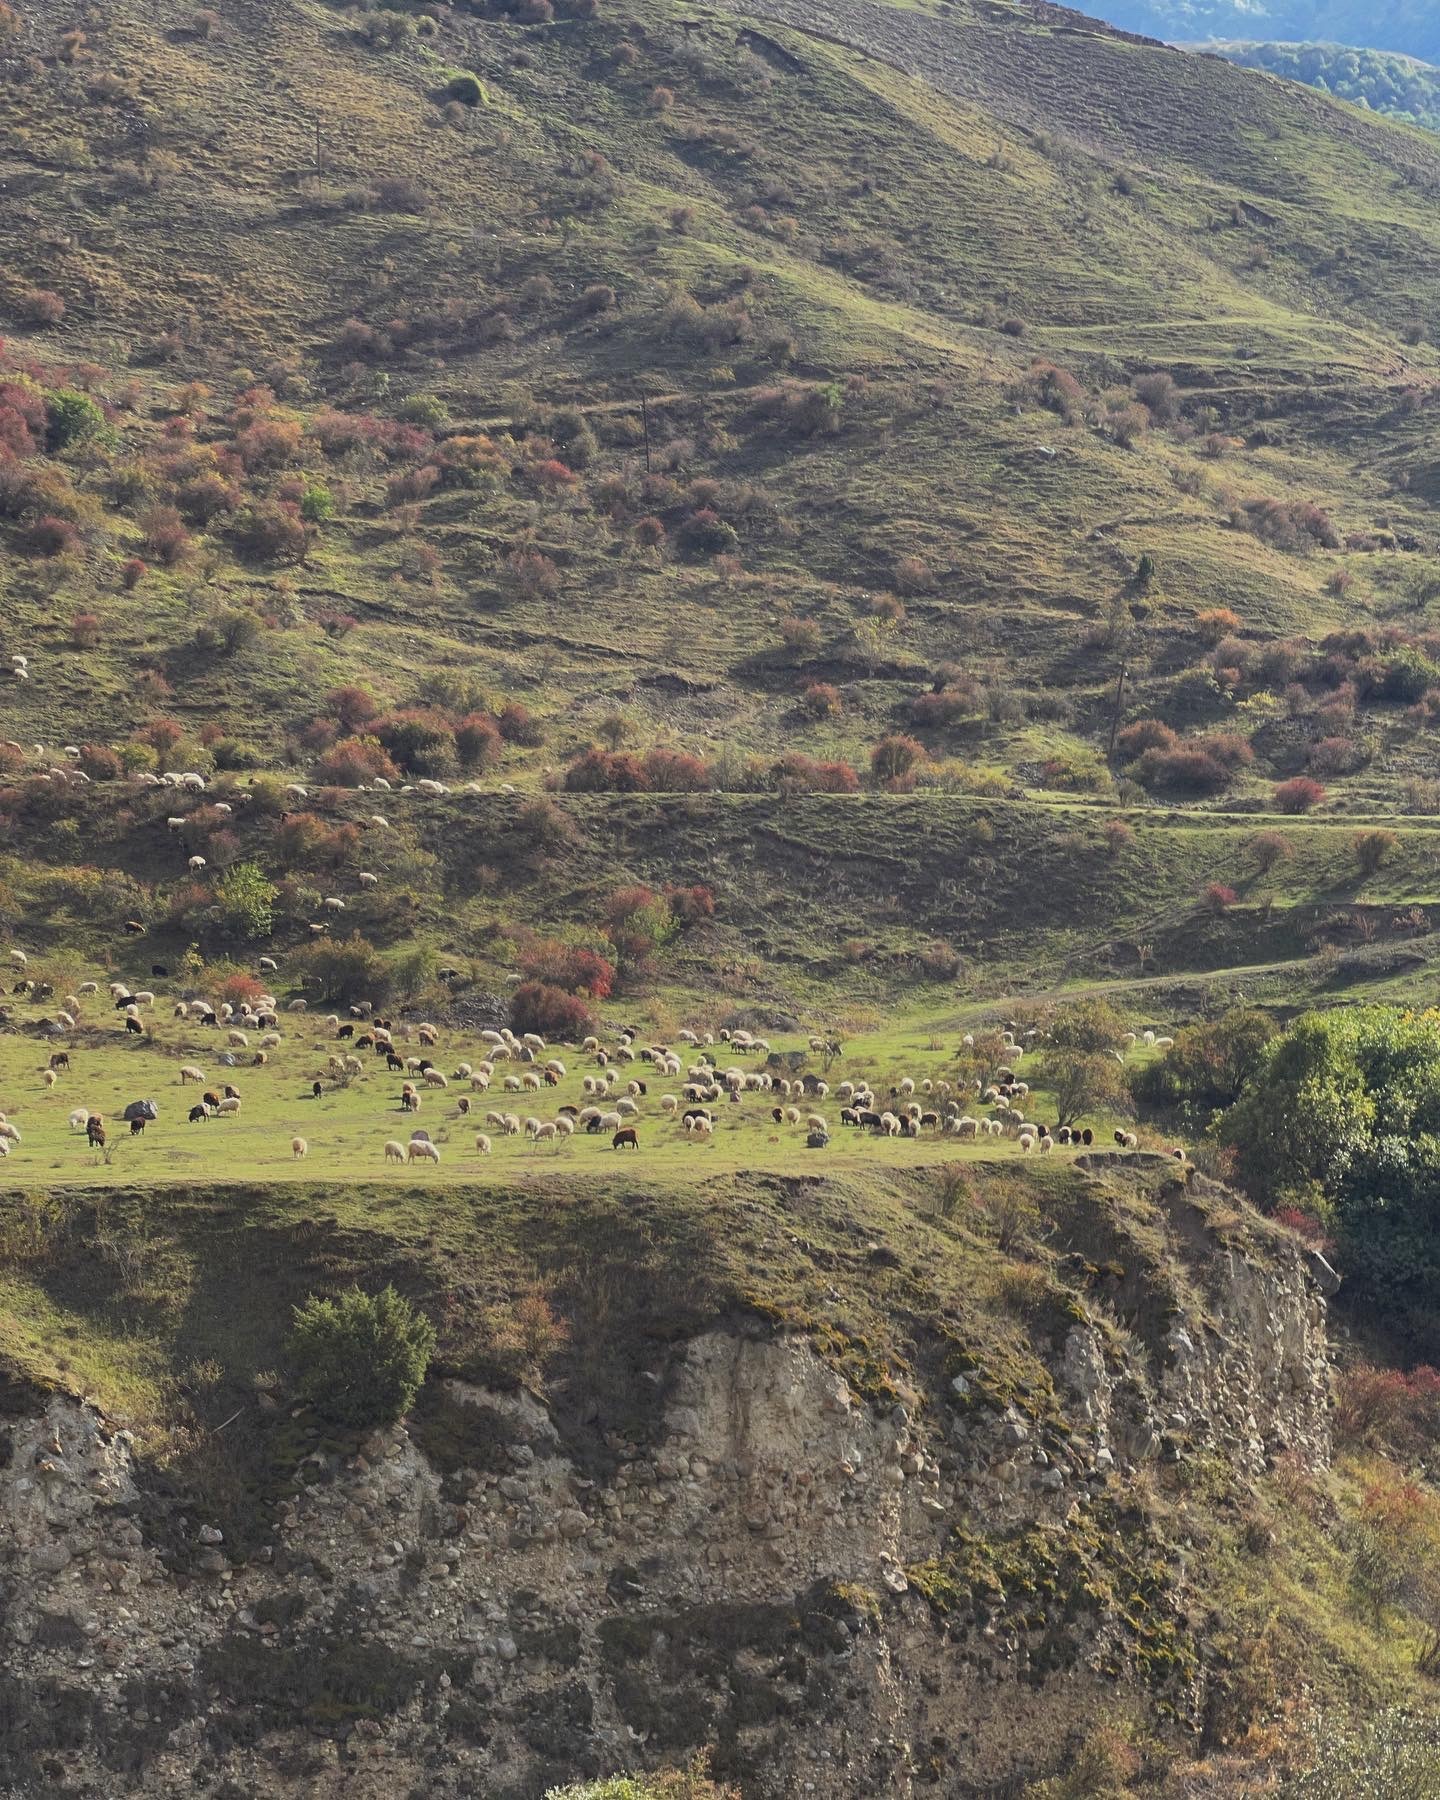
[46,387,105,451]
[445,71,486,105]
[289,1285,435,1429]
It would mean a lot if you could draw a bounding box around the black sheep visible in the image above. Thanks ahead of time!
[188,1104,209,1123]
[125,1017,143,1035]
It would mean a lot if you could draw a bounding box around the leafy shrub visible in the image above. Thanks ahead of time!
[46,388,104,450]
[506,549,560,599]
[1333,1362,1440,1456]
[214,861,278,941]
[1134,747,1229,796]
[1132,1008,1276,1113]
[675,508,737,557]
[665,883,715,926]
[1202,882,1237,913]
[17,287,65,326]
[870,733,926,786]
[778,615,821,658]
[893,555,933,594]
[20,514,80,557]
[518,939,614,998]
[446,71,485,104]
[313,736,399,787]
[141,506,192,566]
[1103,819,1135,854]
[497,702,543,745]
[564,747,649,792]
[771,753,859,793]
[1274,776,1325,813]
[454,713,503,771]
[293,932,391,1003]
[642,748,711,791]
[1115,718,1176,759]
[289,1286,435,1429]
[121,556,148,590]
[1250,829,1292,871]
[1195,607,1241,645]
[508,980,595,1038]
[798,681,841,720]
[1355,828,1399,875]
[1240,496,1339,552]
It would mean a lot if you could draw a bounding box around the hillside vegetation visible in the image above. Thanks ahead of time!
[11,0,1440,1788]
[1213,41,1440,135]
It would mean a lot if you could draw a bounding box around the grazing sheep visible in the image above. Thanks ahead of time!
[689,1117,713,1139]
[125,1017,144,1036]
[227,1030,248,1047]
[188,1104,210,1123]
[953,1115,979,1139]
[660,1094,679,1114]
[1142,1030,1156,1047]
[67,1107,89,1132]
[407,1139,441,1163]
[554,1115,575,1138]
[384,1140,407,1162]
[260,1032,281,1050]
[358,872,379,888]
[292,1137,307,1159]
[180,1065,206,1085]
[42,1068,57,1088]
[216,1097,241,1115]
[615,1097,639,1118]
[423,1068,448,1089]
[8,949,27,968]
[188,855,207,873]
[613,1126,639,1150]
[472,1133,493,1155]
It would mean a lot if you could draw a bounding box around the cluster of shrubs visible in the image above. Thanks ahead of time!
[299,685,543,782]
[1114,718,1254,796]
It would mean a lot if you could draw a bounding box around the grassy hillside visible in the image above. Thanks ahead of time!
[11,0,1440,1785]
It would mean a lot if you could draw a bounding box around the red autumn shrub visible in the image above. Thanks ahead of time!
[141,506,192,566]
[1202,882,1237,913]
[497,702,544,745]
[77,743,122,781]
[508,981,594,1039]
[313,736,400,787]
[641,748,711,791]
[563,747,649,792]
[518,938,615,998]
[454,712,503,770]
[1274,776,1325,813]
[70,610,101,648]
[324,685,380,730]
[799,682,842,720]
[139,717,184,754]
[665,883,715,925]
[870,733,926,785]
[1195,732,1254,771]
[771,754,859,794]
[20,514,80,556]
[1115,718,1176,760]
[121,556,148,590]
[1333,1361,1440,1456]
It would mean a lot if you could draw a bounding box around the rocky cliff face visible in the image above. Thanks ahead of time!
[0,1174,1332,1798]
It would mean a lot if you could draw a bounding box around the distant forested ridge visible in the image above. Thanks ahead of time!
[1213,40,1440,132]
[1092,2,1440,64]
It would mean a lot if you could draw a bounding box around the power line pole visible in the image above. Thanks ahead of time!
[641,395,652,474]
[1107,662,1128,762]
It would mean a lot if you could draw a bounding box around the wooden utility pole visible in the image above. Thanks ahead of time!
[641,395,652,473]
[1106,662,1128,762]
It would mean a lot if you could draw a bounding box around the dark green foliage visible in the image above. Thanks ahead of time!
[1219,40,1440,134]
[288,1284,436,1428]
[45,388,104,451]
[1131,1009,1276,1115]
[1224,1008,1440,1345]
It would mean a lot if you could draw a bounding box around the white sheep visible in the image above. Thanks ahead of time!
[384,1140,407,1162]
[407,1139,441,1163]
[423,1068,448,1089]
[217,1097,241,1115]
[291,1136,307,1159]
[358,872,378,888]
[179,1065,206,1085]
[474,1133,492,1155]
[188,855,207,873]
[227,1029,248,1047]
[68,1107,89,1131]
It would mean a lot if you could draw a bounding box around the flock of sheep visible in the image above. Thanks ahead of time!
[0,949,1182,1172]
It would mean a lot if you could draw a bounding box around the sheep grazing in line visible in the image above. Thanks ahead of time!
[384,1140,406,1162]
[407,1139,441,1164]
[291,1137,307,1159]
